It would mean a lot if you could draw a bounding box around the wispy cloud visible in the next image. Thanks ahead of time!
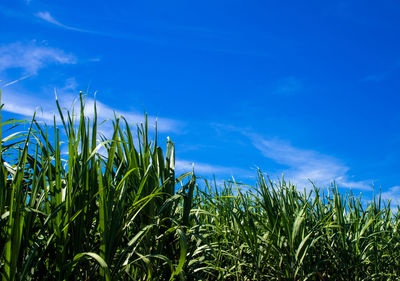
[62,77,78,91]
[381,185,400,206]
[36,11,90,33]
[0,41,76,74]
[2,89,182,133]
[84,98,183,133]
[175,159,252,176]
[36,11,62,25]
[247,133,372,190]
[210,121,373,191]
[3,100,55,121]
[33,11,272,59]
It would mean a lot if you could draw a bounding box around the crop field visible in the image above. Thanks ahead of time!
[0,94,399,280]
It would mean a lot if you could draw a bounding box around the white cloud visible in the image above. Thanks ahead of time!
[175,159,251,176]
[174,159,254,189]
[3,101,55,121]
[2,91,62,122]
[34,12,273,59]
[247,133,372,190]
[36,11,88,33]
[62,77,78,91]
[381,186,400,206]
[84,99,182,133]
[0,41,76,74]
[1,90,182,133]
[36,11,61,26]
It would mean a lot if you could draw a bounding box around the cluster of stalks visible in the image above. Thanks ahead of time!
[0,93,399,280]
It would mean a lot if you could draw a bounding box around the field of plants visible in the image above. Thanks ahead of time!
[1,93,399,280]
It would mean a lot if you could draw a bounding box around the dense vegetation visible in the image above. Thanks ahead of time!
[1,93,399,280]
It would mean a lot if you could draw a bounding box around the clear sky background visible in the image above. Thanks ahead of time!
[1,0,400,203]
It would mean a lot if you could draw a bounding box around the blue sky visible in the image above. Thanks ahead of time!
[1,0,400,203]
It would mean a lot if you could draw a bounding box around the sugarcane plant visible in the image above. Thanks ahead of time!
[0,92,204,281]
[0,91,399,280]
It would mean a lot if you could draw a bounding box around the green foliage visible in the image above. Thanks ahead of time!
[0,92,399,280]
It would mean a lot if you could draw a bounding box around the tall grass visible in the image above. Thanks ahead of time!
[0,92,399,280]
